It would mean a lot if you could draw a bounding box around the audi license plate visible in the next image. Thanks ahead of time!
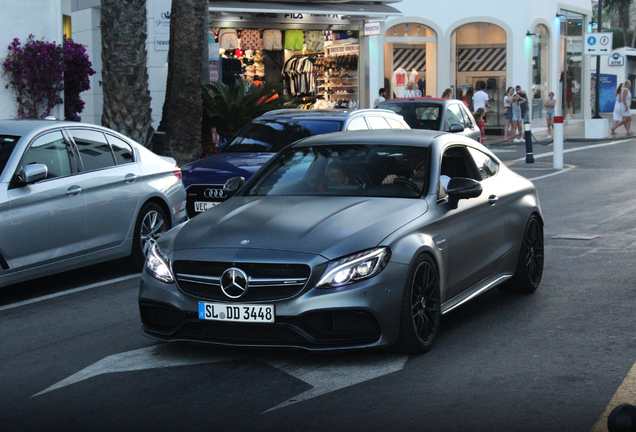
[198,302,275,323]
[194,201,219,212]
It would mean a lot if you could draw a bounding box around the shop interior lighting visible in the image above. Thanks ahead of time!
[394,27,397,35]
[417,26,421,35]
[526,31,537,37]
[556,12,566,17]
[405,24,409,35]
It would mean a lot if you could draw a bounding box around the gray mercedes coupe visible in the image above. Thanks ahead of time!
[139,129,544,353]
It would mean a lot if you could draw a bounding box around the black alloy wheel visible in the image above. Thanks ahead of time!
[397,254,441,354]
[499,214,544,293]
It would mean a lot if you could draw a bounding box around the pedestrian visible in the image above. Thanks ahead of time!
[512,87,525,142]
[610,82,630,137]
[503,87,514,141]
[516,85,530,124]
[441,88,453,99]
[472,82,490,122]
[373,88,386,108]
[622,80,633,136]
[544,91,556,139]
[473,107,486,142]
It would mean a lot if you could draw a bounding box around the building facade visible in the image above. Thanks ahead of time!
[1,0,594,133]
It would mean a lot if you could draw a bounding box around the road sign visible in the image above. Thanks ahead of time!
[584,32,613,55]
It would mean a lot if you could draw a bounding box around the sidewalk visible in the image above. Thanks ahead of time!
[483,113,630,147]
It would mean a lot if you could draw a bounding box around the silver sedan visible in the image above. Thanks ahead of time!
[0,120,186,288]
[139,129,543,353]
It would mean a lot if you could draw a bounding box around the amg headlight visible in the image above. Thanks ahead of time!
[316,247,390,288]
[145,243,175,284]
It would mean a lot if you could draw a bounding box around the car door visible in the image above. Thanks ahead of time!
[69,129,141,251]
[437,144,505,299]
[6,130,87,270]
[458,104,482,142]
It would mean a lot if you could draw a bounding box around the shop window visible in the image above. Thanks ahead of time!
[384,23,437,98]
[530,24,550,128]
[451,23,507,129]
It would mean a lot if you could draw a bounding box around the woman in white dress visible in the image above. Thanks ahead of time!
[621,80,633,136]
[611,83,626,137]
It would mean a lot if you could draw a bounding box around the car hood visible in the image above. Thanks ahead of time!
[181,152,276,187]
[172,196,427,259]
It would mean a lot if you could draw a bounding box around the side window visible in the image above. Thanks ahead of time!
[346,117,369,131]
[106,134,135,165]
[440,146,479,181]
[19,131,72,180]
[386,117,408,129]
[365,116,391,130]
[459,105,475,127]
[70,130,116,172]
[468,147,499,180]
[444,104,465,131]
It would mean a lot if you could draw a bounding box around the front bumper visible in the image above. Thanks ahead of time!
[138,254,409,351]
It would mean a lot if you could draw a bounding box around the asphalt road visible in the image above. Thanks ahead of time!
[1,138,636,432]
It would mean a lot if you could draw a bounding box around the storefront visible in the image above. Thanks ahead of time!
[206,1,401,110]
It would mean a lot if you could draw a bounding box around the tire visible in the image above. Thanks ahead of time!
[128,202,170,270]
[499,215,544,294]
[396,254,442,354]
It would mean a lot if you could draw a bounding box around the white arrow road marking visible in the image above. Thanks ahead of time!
[33,344,408,412]
[260,353,408,413]
[32,344,239,397]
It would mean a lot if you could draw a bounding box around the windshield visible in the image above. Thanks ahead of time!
[0,135,20,177]
[246,144,428,199]
[223,119,343,153]
[379,103,441,131]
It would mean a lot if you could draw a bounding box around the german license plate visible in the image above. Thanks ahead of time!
[194,201,220,212]
[198,302,275,323]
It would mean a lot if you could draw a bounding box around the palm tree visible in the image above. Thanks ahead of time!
[604,0,635,47]
[202,81,291,143]
[100,0,154,147]
[157,0,208,166]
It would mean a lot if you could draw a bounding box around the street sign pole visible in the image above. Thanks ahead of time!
[593,0,603,119]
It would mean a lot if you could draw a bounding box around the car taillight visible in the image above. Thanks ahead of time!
[173,166,182,179]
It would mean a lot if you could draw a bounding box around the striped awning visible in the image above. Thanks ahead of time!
[457,46,506,72]
[393,48,426,73]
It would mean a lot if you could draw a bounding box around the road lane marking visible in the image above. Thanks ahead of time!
[591,361,636,432]
[33,343,408,413]
[514,139,633,162]
[0,274,140,312]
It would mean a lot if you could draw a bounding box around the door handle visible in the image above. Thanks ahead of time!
[488,195,499,206]
[125,173,138,183]
[67,185,82,196]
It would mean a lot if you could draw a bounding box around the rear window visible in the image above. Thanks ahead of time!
[223,119,343,153]
[0,135,20,177]
[378,103,441,131]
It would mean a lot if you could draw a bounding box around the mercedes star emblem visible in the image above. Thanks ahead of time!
[220,267,248,299]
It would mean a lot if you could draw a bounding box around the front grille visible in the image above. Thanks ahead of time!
[173,261,311,302]
[186,184,227,218]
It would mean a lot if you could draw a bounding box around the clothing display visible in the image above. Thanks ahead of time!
[219,29,239,50]
[240,29,264,51]
[392,68,407,98]
[285,30,304,50]
[305,31,324,52]
[263,30,283,51]
[408,70,418,89]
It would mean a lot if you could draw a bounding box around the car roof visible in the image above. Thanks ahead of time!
[381,98,464,105]
[0,119,86,136]
[258,108,402,122]
[291,129,445,148]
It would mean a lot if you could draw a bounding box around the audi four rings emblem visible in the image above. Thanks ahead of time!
[220,267,249,298]
[204,188,225,199]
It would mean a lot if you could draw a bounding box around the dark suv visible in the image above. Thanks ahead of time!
[377,98,481,142]
[181,109,410,218]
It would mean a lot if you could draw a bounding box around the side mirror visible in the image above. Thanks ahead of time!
[447,177,482,201]
[449,123,465,133]
[223,176,245,197]
[17,163,48,185]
